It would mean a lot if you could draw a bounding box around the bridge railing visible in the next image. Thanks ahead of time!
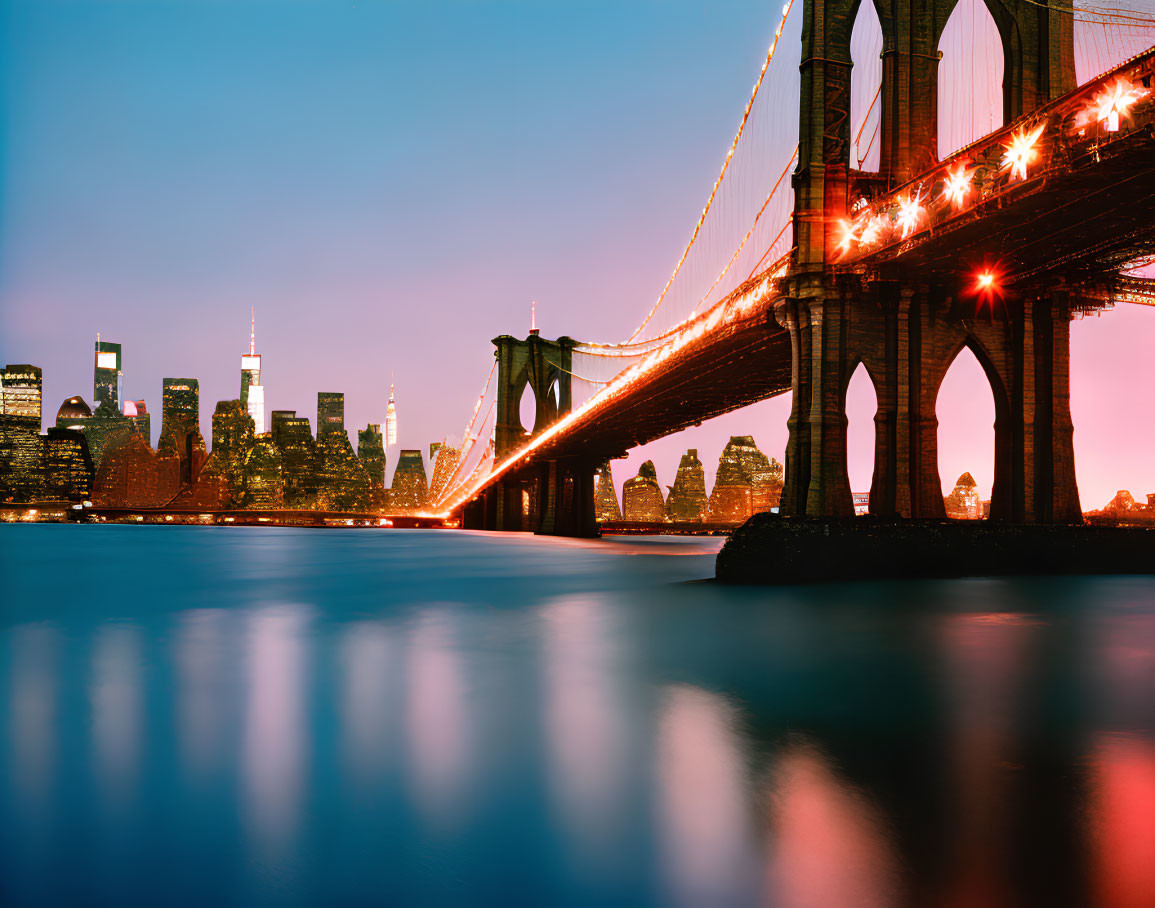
[837,46,1155,265]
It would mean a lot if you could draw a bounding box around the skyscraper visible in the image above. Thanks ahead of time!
[390,449,428,510]
[314,392,371,511]
[0,364,45,502]
[594,460,621,522]
[318,392,344,436]
[666,449,708,522]
[240,309,265,434]
[428,443,461,503]
[158,378,207,488]
[93,337,122,414]
[358,424,386,487]
[386,384,398,447]
[622,460,665,522]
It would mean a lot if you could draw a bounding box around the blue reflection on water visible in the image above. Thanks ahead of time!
[1,525,1154,906]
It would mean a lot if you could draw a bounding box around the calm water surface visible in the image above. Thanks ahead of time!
[2,525,1154,906]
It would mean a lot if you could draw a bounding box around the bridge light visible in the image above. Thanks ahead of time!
[1001,124,1044,181]
[976,270,996,291]
[858,213,885,246]
[837,219,858,254]
[1090,76,1148,133]
[942,165,973,209]
[897,190,924,239]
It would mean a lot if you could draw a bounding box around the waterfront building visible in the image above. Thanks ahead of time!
[93,338,122,413]
[428,443,461,504]
[0,364,45,502]
[623,460,665,522]
[91,432,170,508]
[157,378,207,487]
[242,436,285,508]
[708,436,781,522]
[594,460,621,522]
[239,310,265,434]
[272,410,318,508]
[313,393,370,511]
[386,384,397,446]
[665,448,708,522]
[43,428,94,501]
[944,472,983,519]
[358,424,386,487]
[391,449,429,511]
[196,400,256,507]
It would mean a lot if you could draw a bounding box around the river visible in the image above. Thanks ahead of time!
[1,525,1153,906]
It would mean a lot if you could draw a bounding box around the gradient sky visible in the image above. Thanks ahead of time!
[2,0,1152,508]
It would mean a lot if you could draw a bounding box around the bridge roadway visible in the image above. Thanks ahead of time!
[447,48,1155,520]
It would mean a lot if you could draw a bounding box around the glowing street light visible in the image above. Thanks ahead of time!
[942,165,973,209]
[897,190,924,239]
[1001,124,1045,181]
[1090,76,1148,133]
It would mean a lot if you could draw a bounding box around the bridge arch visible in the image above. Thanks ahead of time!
[937,0,1006,158]
[843,360,882,509]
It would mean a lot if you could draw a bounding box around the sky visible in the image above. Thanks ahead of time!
[1,0,1152,509]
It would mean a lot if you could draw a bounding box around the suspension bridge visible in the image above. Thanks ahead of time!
[426,0,1155,535]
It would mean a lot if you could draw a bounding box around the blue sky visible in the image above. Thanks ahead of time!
[2,0,1152,505]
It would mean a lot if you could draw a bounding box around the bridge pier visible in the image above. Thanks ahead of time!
[778,283,1082,523]
[536,457,597,538]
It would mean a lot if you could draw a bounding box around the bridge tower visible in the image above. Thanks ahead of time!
[780,0,1081,522]
[463,331,597,536]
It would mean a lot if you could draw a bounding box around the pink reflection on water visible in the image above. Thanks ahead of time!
[243,605,310,865]
[1088,733,1155,908]
[7,623,57,812]
[938,611,1039,907]
[174,609,231,782]
[341,621,396,788]
[656,684,754,904]
[541,596,629,865]
[765,738,902,908]
[91,624,142,809]
[407,612,470,830]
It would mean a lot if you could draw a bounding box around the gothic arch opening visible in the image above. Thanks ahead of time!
[850,0,884,171]
[938,0,1004,158]
[935,345,997,519]
[844,362,878,511]
[517,378,535,440]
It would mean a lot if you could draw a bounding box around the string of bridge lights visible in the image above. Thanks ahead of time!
[835,71,1150,264]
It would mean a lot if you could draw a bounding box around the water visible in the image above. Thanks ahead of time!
[1,525,1154,907]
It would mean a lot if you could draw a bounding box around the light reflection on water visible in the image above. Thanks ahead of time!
[1,525,1154,906]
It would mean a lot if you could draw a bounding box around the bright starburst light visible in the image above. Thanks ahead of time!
[1001,125,1045,181]
[942,166,973,209]
[1089,77,1149,132]
[897,190,924,239]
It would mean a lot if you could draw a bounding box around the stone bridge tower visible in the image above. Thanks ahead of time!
[492,332,575,460]
[779,0,1081,522]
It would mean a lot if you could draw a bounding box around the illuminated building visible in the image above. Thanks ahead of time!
[358,424,386,487]
[55,396,92,429]
[314,393,371,511]
[43,428,94,501]
[242,436,285,508]
[122,399,151,441]
[93,338,122,413]
[157,378,207,487]
[271,410,317,508]
[386,384,397,447]
[665,448,708,522]
[708,436,781,522]
[91,432,170,508]
[623,460,665,522]
[390,449,429,511]
[239,309,265,434]
[428,443,461,503]
[0,364,45,502]
[196,400,256,507]
[944,472,983,520]
[594,460,621,522]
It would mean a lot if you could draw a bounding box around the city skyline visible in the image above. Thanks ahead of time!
[2,0,1153,507]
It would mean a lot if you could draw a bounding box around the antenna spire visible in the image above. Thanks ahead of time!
[530,300,537,334]
[250,307,256,355]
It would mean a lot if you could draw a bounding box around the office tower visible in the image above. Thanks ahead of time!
[944,472,982,520]
[158,378,207,488]
[240,309,265,434]
[272,411,318,508]
[0,364,45,502]
[358,424,386,487]
[195,400,255,507]
[43,428,95,501]
[91,432,169,508]
[122,399,151,440]
[707,436,780,522]
[55,396,92,429]
[386,384,397,446]
[317,392,345,436]
[242,437,285,508]
[93,338,122,413]
[594,460,621,522]
[665,449,708,522]
[622,460,665,522]
[390,449,428,510]
[313,392,370,511]
[428,443,460,503]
